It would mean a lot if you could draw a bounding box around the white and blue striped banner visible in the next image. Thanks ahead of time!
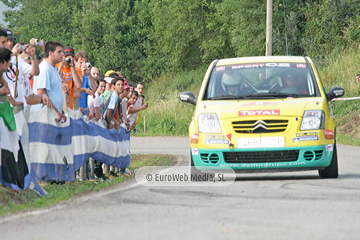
[27,107,130,182]
[0,100,31,191]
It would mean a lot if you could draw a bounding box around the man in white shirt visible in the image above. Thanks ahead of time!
[32,41,65,113]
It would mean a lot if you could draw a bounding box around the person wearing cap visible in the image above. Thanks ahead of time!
[2,28,40,110]
[1,28,15,51]
[100,71,119,107]
[126,82,135,99]
[105,70,115,77]
[0,27,23,56]
[0,29,7,48]
[56,46,83,110]
[0,47,23,107]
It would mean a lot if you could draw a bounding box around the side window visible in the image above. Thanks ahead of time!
[307,72,315,96]
[206,72,224,99]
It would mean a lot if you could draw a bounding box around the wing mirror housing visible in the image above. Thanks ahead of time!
[326,87,345,101]
[180,91,196,106]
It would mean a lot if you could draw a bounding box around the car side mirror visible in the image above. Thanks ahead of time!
[326,86,345,101]
[180,91,196,106]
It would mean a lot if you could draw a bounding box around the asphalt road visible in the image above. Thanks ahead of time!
[1,137,360,239]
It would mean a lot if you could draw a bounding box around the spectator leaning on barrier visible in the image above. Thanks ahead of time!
[103,77,124,130]
[15,41,47,107]
[32,41,65,114]
[0,35,20,107]
[127,82,148,133]
[127,90,139,131]
[101,71,119,106]
[119,84,130,130]
[0,47,12,95]
[127,82,134,99]
[1,30,40,110]
[104,70,116,91]
[88,79,106,121]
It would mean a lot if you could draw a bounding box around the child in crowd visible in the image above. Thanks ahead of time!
[127,90,139,131]
[103,77,124,178]
[103,77,124,129]
[127,82,148,135]
[133,94,145,134]
[119,85,130,130]
[88,79,106,121]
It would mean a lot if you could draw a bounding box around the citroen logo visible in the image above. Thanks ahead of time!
[253,120,268,131]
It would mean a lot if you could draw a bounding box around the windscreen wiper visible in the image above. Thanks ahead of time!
[208,95,245,100]
[245,92,301,98]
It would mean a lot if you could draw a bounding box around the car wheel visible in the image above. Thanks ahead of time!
[318,143,338,178]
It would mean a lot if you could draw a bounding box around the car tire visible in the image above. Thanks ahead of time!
[318,143,338,179]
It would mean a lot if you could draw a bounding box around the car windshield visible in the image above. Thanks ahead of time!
[205,62,318,100]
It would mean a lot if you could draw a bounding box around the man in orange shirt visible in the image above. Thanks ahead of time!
[56,46,81,110]
[57,47,94,111]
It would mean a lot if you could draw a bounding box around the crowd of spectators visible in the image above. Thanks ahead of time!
[0,28,148,184]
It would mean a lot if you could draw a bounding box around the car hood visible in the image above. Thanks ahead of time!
[197,98,324,119]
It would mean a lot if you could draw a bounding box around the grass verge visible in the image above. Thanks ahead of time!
[0,154,174,218]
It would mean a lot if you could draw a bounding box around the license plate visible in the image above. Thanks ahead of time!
[238,137,284,148]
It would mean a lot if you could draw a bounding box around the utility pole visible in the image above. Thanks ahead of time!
[266,0,273,56]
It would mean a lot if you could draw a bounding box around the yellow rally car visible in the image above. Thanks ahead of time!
[180,56,345,178]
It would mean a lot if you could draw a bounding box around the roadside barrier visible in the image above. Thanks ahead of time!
[332,97,360,101]
[0,106,130,194]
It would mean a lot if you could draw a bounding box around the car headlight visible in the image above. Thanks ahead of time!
[300,110,324,130]
[198,113,221,133]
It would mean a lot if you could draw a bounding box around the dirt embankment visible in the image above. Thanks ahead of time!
[336,110,360,139]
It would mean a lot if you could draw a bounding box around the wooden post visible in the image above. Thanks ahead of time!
[266,0,273,56]
[103,164,109,174]
[79,162,87,181]
[144,115,146,133]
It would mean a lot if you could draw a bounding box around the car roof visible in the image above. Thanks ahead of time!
[216,56,307,65]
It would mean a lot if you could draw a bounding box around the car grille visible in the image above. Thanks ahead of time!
[224,150,299,163]
[232,120,288,133]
